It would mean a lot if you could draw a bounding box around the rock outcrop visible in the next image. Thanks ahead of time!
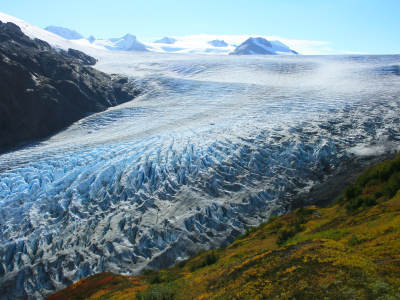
[0,21,140,153]
[60,48,97,66]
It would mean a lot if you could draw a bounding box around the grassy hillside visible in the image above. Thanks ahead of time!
[46,154,400,300]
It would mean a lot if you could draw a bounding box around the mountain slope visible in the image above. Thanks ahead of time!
[44,26,84,40]
[207,39,228,47]
[91,34,149,52]
[229,37,298,55]
[46,154,400,299]
[0,21,139,153]
[154,37,177,44]
[0,12,107,54]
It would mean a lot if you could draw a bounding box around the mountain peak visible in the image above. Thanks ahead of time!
[229,37,298,55]
[208,39,228,47]
[107,34,149,52]
[154,37,177,44]
[44,25,84,40]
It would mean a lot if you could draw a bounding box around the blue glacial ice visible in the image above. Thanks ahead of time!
[0,53,400,299]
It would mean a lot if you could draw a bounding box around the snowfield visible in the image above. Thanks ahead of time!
[1,12,400,300]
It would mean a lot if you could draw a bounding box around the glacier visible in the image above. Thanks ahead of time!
[1,49,400,299]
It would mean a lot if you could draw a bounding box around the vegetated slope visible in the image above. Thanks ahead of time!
[46,154,400,300]
[0,21,139,153]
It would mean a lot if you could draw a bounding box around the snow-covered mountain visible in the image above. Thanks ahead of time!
[154,37,177,44]
[208,39,228,47]
[45,24,149,52]
[230,37,298,55]
[0,12,106,54]
[44,25,84,40]
[0,12,298,56]
[93,34,149,52]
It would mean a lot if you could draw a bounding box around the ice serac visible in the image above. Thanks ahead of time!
[0,21,140,153]
[44,26,84,40]
[229,37,298,55]
[154,37,177,44]
[207,39,228,47]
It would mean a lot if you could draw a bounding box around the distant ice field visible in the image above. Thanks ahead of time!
[1,53,400,299]
[3,54,400,161]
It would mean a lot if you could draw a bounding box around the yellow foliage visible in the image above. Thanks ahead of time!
[46,158,400,300]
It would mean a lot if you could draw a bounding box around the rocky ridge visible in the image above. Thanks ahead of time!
[0,21,140,153]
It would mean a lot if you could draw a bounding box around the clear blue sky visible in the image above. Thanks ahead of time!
[1,0,399,54]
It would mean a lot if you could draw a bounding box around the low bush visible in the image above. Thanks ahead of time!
[142,269,155,276]
[235,215,279,241]
[135,282,177,300]
[344,154,400,211]
[189,251,218,272]
[177,260,187,268]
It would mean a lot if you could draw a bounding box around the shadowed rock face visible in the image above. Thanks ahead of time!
[60,48,97,66]
[0,21,140,153]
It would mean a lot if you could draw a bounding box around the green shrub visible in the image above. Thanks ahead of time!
[343,155,400,211]
[386,172,400,197]
[276,216,308,246]
[136,282,177,300]
[345,184,363,200]
[348,234,361,246]
[177,260,187,268]
[196,249,207,255]
[235,221,270,241]
[150,274,162,284]
[296,207,313,216]
[267,215,278,224]
[142,269,155,276]
[189,251,218,272]
[347,195,377,211]
[364,195,377,207]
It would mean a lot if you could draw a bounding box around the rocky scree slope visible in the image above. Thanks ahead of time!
[0,21,139,153]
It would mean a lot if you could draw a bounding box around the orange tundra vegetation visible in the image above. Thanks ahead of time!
[46,154,400,300]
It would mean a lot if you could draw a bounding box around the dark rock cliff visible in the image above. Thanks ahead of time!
[0,21,140,153]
